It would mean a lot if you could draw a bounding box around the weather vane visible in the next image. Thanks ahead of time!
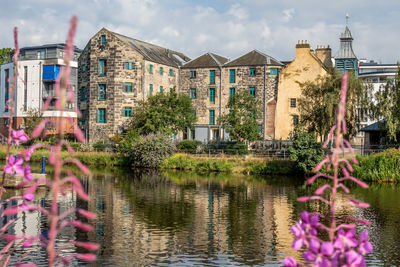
[346,13,349,25]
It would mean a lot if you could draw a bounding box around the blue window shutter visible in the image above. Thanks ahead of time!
[149,84,153,96]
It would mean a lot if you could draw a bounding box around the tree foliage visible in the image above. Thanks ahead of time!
[298,69,369,141]
[370,65,400,142]
[22,107,43,136]
[288,127,325,174]
[128,89,196,136]
[219,89,261,142]
[0,48,14,65]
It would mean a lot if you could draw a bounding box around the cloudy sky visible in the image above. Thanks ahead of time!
[1,0,399,63]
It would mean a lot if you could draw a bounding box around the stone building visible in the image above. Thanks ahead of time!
[275,41,331,140]
[180,50,283,142]
[180,53,229,142]
[0,43,80,137]
[78,28,190,143]
[223,50,284,139]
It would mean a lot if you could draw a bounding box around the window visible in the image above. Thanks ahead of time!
[98,84,106,100]
[100,35,106,46]
[229,87,235,104]
[123,107,132,117]
[209,110,215,125]
[249,87,256,97]
[209,70,215,84]
[81,64,87,72]
[81,87,86,101]
[149,64,153,74]
[258,125,263,134]
[190,88,196,99]
[293,115,299,126]
[249,68,256,76]
[209,88,215,103]
[169,69,173,76]
[160,86,163,93]
[98,59,106,76]
[98,108,106,123]
[190,129,196,140]
[124,62,133,70]
[270,68,278,75]
[160,67,163,75]
[124,82,133,93]
[149,84,153,96]
[190,70,197,78]
[290,98,296,108]
[229,69,236,83]
[37,51,45,59]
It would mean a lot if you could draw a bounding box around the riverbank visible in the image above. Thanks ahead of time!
[0,146,129,167]
[160,153,298,176]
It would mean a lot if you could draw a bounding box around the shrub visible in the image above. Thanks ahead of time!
[206,141,249,155]
[93,140,114,152]
[177,140,202,153]
[288,129,325,174]
[127,133,176,168]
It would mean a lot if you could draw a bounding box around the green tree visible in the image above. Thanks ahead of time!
[298,69,369,141]
[129,88,196,136]
[22,107,43,136]
[288,127,325,174]
[370,65,400,142]
[219,89,261,142]
[0,48,14,65]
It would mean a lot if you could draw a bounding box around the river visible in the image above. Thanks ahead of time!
[1,168,400,266]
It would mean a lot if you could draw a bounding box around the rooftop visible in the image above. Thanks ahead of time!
[182,52,228,69]
[224,50,283,67]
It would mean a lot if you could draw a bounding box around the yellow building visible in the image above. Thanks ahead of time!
[275,41,332,140]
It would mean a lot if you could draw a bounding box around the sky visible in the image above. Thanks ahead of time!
[0,0,399,63]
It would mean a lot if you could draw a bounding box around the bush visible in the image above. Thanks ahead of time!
[206,141,249,155]
[126,133,176,168]
[161,153,234,172]
[92,140,114,152]
[245,160,296,175]
[288,129,325,174]
[177,140,202,153]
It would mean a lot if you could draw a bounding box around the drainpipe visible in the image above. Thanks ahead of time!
[142,62,145,101]
[219,65,222,140]
[263,64,266,140]
[178,66,181,94]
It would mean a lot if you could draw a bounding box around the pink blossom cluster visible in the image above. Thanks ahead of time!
[285,73,373,267]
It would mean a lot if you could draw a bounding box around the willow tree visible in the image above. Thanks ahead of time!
[297,69,369,141]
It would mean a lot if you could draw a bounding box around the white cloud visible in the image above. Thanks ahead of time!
[282,8,295,23]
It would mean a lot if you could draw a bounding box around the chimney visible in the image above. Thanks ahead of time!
[295,40,311,58]
[315,45,332,69]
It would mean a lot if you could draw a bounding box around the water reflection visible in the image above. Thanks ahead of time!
[1,169,400,266]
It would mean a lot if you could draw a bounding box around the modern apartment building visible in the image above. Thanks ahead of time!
[0,44,81,137]
[78,28,190,143]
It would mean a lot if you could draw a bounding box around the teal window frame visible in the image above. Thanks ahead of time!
[124,82,133,93]
[229,69,236,83]
[190,129,196,140]
[98,108,106,123]
[229,87,235,104]
[258,124,263,134]
[169,69,173,76]
[80,87,86,101]
[249,68,256,76]
[209,109,215,125]
[149,84,153,96]
[160,67,163,75]
[190,88,196,99]
[209,70,215,84]
[123,107,132,117]
[190,70,196,78]
[249,87,256,97]
[124,62,133,70]
[149,64,153,74]
[98,84,106,100]
[81,64,86,72]
[160,86,163,93]
[98,59,106,76]
[270,68,278,75]
[100,35,106,47]
[209,88,215,103]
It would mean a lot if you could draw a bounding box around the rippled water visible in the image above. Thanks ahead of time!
[2,168,400,266]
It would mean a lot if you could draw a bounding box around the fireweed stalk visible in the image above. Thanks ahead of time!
[1,17,98,266]
[284,73,373,267]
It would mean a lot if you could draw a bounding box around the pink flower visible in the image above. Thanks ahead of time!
[12,129,29,145]
[5,155,24,175]
[343,250,366,267]
[24,165,32,181]
[358,230,373,255]
[284,257,298,267]
[23,193,34,202]
[334,229,358,251]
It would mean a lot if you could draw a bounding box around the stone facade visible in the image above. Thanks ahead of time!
[78,28,189,143]
[274,41,331,140]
